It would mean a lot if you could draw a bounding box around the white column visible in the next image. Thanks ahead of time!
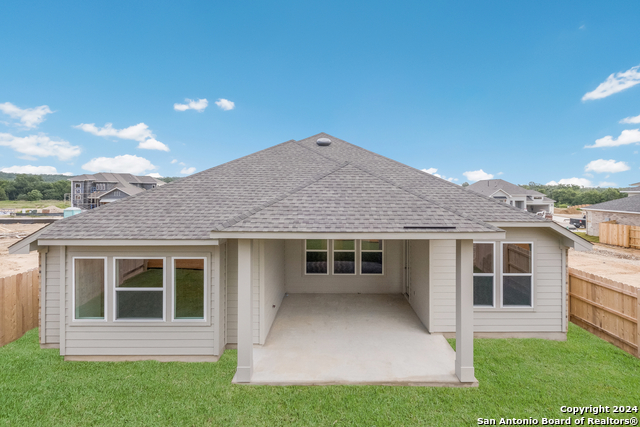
[455,239,476,383]
[235,239,253,383]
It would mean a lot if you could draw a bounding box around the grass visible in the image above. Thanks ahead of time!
[0,199,70,210]
[575,232,600,243]
[1,325,639,426]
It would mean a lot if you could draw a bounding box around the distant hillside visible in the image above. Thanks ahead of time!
[159,177,181,183]
[0,172,71,182]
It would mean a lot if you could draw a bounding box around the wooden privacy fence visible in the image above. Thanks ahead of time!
[599,221,640,249]
[0,269,40,347]
[569,268,639,358]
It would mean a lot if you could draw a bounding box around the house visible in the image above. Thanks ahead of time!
[11,133,590,386]
[581,196,640,236]
[70,173,165,210]
[467,179,555,214]
[620,182,640,197]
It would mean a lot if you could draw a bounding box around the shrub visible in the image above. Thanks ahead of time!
[26,189,43,201]
[17,193,28,201]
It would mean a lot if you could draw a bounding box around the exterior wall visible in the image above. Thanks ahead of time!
[586,210,640,236]
[429,228,566,333]
[283,239,403,294]
[61,245,219,356]
[41,246,62,345]
[428,240,457,333]
[260,240,285,344]
[407,240,430,331]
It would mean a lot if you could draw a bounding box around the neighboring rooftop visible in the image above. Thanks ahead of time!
[38,133,546,240]
[581,196,640,214]
[466,179,554,203]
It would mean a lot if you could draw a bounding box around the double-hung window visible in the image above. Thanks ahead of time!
[473,243,494,307]
[361,240,383,274]
[115,258,165,320]
[502,243,533,307]
[73,258,107,320]
[306,240,328,274]
[173,258,206,320]
[333,240,355,274]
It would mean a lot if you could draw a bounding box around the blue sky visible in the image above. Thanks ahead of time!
[1,1,640,187]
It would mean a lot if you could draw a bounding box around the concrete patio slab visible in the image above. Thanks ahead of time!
[242,293,474,386]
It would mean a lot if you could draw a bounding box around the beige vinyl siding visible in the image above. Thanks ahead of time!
[225,239,260,345]
[429,240,457,333]
[62,246,219,356]
[260,239,285,344]
[431,228,565,333]
[220,241,227,347]
[407,240,430,331]
[284,239,403,293]
[43,246,61,345]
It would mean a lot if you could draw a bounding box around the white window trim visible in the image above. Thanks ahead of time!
[113,257,166,322]
[304,239,329,275]
[171,257,208,322]
[360,240,384,276]
[472,241,495,308]
[500,242,534,309]
[71,256,108,322]
[333,240,357,275]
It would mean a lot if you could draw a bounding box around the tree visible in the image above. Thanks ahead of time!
[26,189,43,201]
[0,187,7,201]
[461,182,469,187]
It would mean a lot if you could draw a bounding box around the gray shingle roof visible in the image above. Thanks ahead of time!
[467,179,554,202]
[581,196,640,214]
[40,133,545,240]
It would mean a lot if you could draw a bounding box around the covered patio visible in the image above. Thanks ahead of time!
[245,293,469,386]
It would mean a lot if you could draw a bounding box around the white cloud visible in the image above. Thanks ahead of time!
[138,138,170,152]
[0,165,72,175]
[171,159,178,164]
[146,172,163,178]
[82,154,156,174]
[579,24,586,30]
[0,132,81,161]
[421,168,438,174]
[179,161,186,166]
[584,159,630,173]
[620,114,640,124]
[174,98,208,112]
[421,167,457,182]
[215,98,235,111]
[586,129,640,148]
[75,122,169,151]
[0,102,53,128]
[180,167,196,175]
[463,169,494,182]
[545,178,592,187]
[582,65,640,101]
[598,181,617,188]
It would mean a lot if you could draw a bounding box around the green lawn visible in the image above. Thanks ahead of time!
[1,325,639,426]
[575,232,600,243]
[0,199,70,210]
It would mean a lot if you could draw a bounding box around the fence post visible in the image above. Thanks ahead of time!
[637,287,640,358]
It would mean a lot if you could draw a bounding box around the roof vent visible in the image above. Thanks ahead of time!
[316,137,332,146]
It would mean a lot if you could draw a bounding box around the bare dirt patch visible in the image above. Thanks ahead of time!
[569,243,640,288]
[0,223,47,278]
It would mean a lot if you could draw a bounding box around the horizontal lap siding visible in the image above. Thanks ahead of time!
[45,246,61,344]
[252,241,260,343]
[408,240,430,330]
[432,228,565,333]
[63,246,218,356]
[430,240,456,332]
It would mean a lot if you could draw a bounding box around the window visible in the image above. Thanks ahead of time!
[361,240,383,274]
[173,258,206,320]
[502,243,533,307]
[333,240,355,274]
[73,258,106,320]
[473,243,494,307]
[305,240,328,274]
[115,258,164,320]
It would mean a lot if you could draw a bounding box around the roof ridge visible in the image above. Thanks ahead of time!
[343,162,500,232]
[302,133,544,221]
[212,161,350,231]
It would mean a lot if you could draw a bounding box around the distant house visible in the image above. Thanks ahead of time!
[581,196,640,236]
[620,182,640,197]
[70,173,165,209]
[467,179,555,214]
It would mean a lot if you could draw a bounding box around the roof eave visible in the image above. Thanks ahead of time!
[208,230,506,240]
[487,221,592,251]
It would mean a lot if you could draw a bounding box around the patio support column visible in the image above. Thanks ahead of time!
[235,239,253,383]
[455,239,476,383]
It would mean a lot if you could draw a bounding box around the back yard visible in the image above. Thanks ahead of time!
[1,325,638,426]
